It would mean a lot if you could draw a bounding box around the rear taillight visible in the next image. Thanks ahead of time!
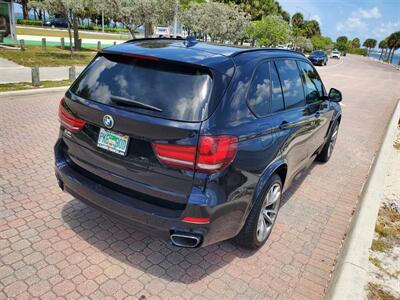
[153,135,238,174]
[58,98,86,133]
[196,136,238,172]
[152,143,197,169]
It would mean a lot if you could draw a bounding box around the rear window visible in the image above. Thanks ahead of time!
[70,54,214,122]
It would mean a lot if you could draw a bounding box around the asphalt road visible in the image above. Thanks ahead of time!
[0,55,399,299]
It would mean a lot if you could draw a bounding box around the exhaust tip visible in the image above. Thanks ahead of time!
[170,232,202,248]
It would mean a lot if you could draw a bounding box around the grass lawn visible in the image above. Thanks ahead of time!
[17,27,130,41]
[0,45,96,67]
[0,80,70,92]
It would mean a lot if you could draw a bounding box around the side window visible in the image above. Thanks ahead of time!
[275,60,306,109]
[298,61,324,104]
[247,62,271,117]
[270,63,285,113]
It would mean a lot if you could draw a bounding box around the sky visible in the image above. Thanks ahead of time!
[279,0,400,44]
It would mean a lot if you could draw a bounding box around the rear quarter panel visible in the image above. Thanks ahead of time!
[197,53,286,230]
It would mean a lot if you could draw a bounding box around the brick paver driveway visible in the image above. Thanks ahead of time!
[1,55,400,300]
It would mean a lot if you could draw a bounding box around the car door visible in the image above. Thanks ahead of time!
[273,59,315,180]
[243,60,282,172]
[297,60,333,154]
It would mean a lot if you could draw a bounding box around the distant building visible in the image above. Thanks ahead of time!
[0,0,17,41]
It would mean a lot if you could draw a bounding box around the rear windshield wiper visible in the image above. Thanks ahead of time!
[110,95,163,112]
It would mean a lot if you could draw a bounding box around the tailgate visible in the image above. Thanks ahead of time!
[61,94,201,209]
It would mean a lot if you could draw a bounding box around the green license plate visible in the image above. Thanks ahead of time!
[97,128,129,156]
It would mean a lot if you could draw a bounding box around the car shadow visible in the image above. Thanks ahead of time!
[61,199,258,284]
[61,162,317,284]
[280,161,317,208]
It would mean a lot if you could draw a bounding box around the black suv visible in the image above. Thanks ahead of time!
[43,18,69,28]
[55,38,342,249]
[308,50,328,66]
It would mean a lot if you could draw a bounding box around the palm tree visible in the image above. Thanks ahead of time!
[291,12,304,28]
[303,20,320,38]
[337,36,348,52]
[378,39,388,61]
[363,38,377,55]
[351,37,360,49]
[386,31,400,64]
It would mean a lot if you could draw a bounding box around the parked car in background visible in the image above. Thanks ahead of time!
[55,38,342,250]
[43,18,69,28]
[332,50,341,59]
[308,50,328,66]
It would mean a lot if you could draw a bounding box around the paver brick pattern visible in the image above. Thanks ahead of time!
[1,56,400,299]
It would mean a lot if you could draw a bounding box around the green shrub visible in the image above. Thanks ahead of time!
[104,27,130,33]
[348,48,368,56]
[17,19,43,26]
[78,25,96,31]
[78,25,129,33]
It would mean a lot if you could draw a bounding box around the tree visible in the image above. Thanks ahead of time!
[293,35,313,52]
[16,0,30,19]
[351,37,360,49]
[336,36,348,52]
[180,0,206,9]
[290,12,320,39]
[304,38,314,52]
[249,15,291,47]
[363,38,377,55]
[378,39,388,61]
[180,2,249,43]
[281,11,290,23]
[302,20,320,38]
[311,35,333,50]
[218,0,289,21]
[291,12,304,28]
[109,0,175,38]
[35,0,90,53]
[386,31,400,64]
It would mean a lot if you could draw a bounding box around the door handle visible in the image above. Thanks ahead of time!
[279,121,290,130]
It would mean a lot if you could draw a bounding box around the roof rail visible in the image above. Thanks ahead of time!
[229,48,305,57]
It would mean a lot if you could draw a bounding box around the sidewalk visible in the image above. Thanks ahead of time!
[328,100,400,299]
[0,58,84,83]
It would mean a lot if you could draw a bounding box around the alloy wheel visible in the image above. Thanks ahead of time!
[256,183,281,242]
[327,126,339,158]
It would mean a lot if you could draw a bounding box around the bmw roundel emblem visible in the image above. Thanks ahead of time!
[103,115,114,129]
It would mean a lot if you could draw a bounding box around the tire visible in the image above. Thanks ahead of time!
[234,174,282,249]
[317,122,339,162]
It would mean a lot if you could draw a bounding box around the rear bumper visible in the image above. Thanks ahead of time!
[55,138,246,247]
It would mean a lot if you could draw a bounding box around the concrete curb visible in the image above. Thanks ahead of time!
[327,99,400,300]
[0,86,69,97]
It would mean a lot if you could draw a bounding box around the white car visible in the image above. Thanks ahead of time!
[331,50,341,59]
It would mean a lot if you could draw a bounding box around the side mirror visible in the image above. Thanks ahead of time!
[328,88,342,102]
